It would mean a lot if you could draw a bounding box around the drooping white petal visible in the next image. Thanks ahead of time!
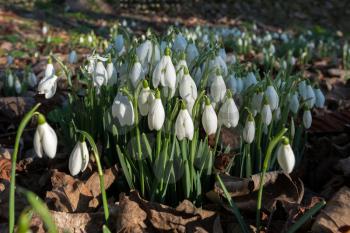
[130,62,145,88]
[261,104,272,125]
[138,87,154,116]
[243,120,255,144]
[218,98,239,128]
[202,104,218,135]
[33,129,43,158]
[265,85,279,110]
[112,94,135,126]
[148,98,165,131]
[314,88,325,108]
[38,75,58,99]
[277,143,295,174]
[175,109,194,140]
[69,142,83,176]
[106,62,118,85]
[303,110,312,129]
[44,63,55,78]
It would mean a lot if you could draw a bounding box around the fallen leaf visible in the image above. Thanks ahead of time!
[117,191,223,233]
[312,186,350,233]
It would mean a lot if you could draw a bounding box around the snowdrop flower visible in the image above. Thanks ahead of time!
[305,84,316,108]
[7,72,14,88]
[244,72,257,89]
[186,42,199,66]
[227,74,237,94]
[303,108,312,129]
[148,89,165,131]
[173,34,187,52]
[129,57,145,88]
[114,34,125,55]
[7,55,13,65]
[202,97,218,135]
[138,80,155,116]
[93,61,108,88]
[265,84,279,110]
[209,55,228,77]
[14,77,21,94]
[289,92,299,114]
[106,60,117,85]
[175,101,194,140]
[179,68,197,100]
[314,87,325,108]
[274,107,281,121]
[42,25,48,35]
[210,69,226,103]
[298,80,307,99]
[277,137,295,174]
[112,93,135,126]
[236,77,244,94]
[27,72,37,88]
[251,90,264,116]
[136,40,160,72]
[152,47,176,98]
[85,54,108,74]
[175,53,189,85]
[184,95,195,116]
[69,140,89,176]
[68,50,78,64]
[44,60,55,78]
[219,48,227,61]
[218,91,239,128]
[34,114,57,159]
[261,97,272,125]
[243,113,255,144]
[38,75,58,99]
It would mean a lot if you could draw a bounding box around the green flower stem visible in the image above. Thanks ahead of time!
[286,200,326,233]
[256,115,263,171]
[181,139,191,199]
[9,103,41,233]
[156,130,162,160]
[245,143,252,177]
[76,130,109,222]
[256,128,287,232]
[216,174,250,233]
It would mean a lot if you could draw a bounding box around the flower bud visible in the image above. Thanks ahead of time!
[277,138,295,174]
[69,140,89,176]
[218,91,239,128]
[265,85,279,110]
[303,109,312,129]
[243,114,255,144]
[202,97,218,135]
[175,102,194,140]
[34,114,58,159]
[148,90,165,131]
[314,87,325,108]
[210,69,226,103]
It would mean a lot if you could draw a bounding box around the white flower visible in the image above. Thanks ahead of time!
[93,61,108,88]
[130,61,145,88]
[114,34,125,55]
[244,72,257,89]
[303,109,312,129]
[138,81,154,116]
[148,90,165,131]
[227,75,237,94]
[27,72,37,88]
[298,80,307,99]
[277,139,295,174]
[68,50,78,64]
[202,98,218,135]
[69,141,89,176]
[152,48,176,98]
[106,62,118,85]
[34,115,57,159]
[218,93,239,128]
[175,105,194,140]
[38,75,58,99]
[173,34,187,52]
[42,25,48,35]
[184,95,195,116]
[251,91,264,116]
[261,103,272,126]
[265,85,279,110]
[14,77,21,94]
[210,70,226,103]
[305,84,316,108]
[243,115,255,144]
[136,40,160,72]
[209,55,228,77]
[186,43,199,66]
[7,72,14,88]
[314,87,325,108]
[179,69,197,100]
[112,94,135,126]
[44,62,55,78]
[175,57,188,85]
[289,92,299,114]
[86,54,108,74]
[219,48,227,61]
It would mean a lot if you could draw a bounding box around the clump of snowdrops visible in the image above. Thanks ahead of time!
[9,25,329,233]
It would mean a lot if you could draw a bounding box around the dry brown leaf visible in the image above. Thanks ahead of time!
[45,166,118,213]
[312,186,350,233]
[208,171,304,213]
[117,191,223,233]
[0,97,35,119]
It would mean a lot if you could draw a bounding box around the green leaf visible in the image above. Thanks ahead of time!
[103,225,112,233]
[116,145,135,189]
[25,191,58,233]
